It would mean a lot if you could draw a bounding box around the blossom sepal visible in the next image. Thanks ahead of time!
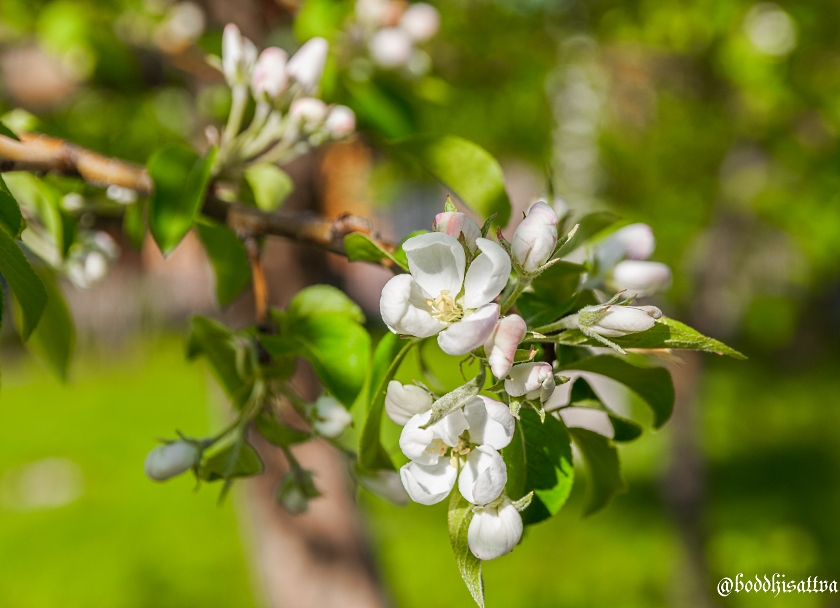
[421,366,485,429]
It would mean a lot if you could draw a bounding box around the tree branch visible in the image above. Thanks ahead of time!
[0,133,397,264]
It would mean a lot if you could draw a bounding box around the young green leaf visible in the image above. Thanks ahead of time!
[0,176,24,238]
[391,135,512,227]
[18,269,75,381]
[567,427,627,516]
[4,173,68,256]
[0,120,20,141]
[516,261,585,326]
[287,284,365,323]
[359,334,421,472]
[255,414,311,447]
[148,145,217,255]
[0,227,47,339]
[560,355,675,428]
[122,199,146,250]
[199,438,264,482]
[186,316,251,408]
[448,492,485,608]
[344,232,406,271]
[243,163,293,211]
[504,408,575,525]
[196,218,252,306]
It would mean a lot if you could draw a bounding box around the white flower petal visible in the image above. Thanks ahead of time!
[609,260,672,296]
[403,232,466,299]
[505,362,555,402]
[432,211,481,253]
[398,3,440,42]
[385,381,433,425]
[463,238,511,309]
[400,460,457,505]
[312,395,352,438]
[286,37,328,94]
[437,303,499,356]
[434,408,470,447]
[252,47,288,98]
[511,201,558,272]
[458,446,507,505]
[468,498,523,560]
[399,411,439,464]
[484,314,527,379]
[597,223,655,267]
[380,274,445,338]
[464,396,515,450]
[369,27,414,68]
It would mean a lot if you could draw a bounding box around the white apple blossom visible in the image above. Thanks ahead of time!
[582,304,662,337]
[468,496,523,560]
[144,441,200,481]
[505,362,556,403]
[398,3,440,42]
[399,396,514,505]
[379,232,511,355]
[609,260,672,296]
[432,211,481,253]
[385,380,433,425]
[252,47,289,99]
[369,27,414,67]
[312,395,353,438]
[286,37,329,94]
[222,23,257,87]
[484,314,527,379]
[511,201,558,273]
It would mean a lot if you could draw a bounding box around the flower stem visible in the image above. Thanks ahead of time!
[499,274,532,314]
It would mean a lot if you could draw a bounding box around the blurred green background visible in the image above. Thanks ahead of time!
[2,0,840,606]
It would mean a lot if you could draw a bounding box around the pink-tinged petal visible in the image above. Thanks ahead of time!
[287,37,328,94]
[484,314,527,379]
[400,460,456,505]
[402,232,465,299]
[252,47,288,98]
[511,201,558,272]
[437,303,499,356]
[432,212,481,253]
[380,274,445,338]
[463,238,511,309]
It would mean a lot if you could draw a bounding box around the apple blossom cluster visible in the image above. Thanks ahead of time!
[590,222,672,297]
[213,24,356,172]
[348,0,440,75]
[378,200,669,560]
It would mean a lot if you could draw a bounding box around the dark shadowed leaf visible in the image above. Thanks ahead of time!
[568,427,626,516]
[196,218,252,306]
[0,227,46,340]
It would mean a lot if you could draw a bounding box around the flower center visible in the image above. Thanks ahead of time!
[426,439,449,458]
[426,290,464,323]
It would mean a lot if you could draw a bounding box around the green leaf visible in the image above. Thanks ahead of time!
[448,492,485,608]
[359,334,420,472]
[244,163,293,211]
[391,135,512,227]
[567,427,626,516]
[199,438,264,482]
[345,78,415,139]
[18,269,74,380]
[567,378,643,442]
[560,355,675,428]
[148,145,217,255]
[516,261,585,326]
[555,317,746,359]
[0,175,24,238]
[4,173,68,256]
[504,408,575,525]
[555,211,620,257]
[287,284,364,323]
[344,232,406,271]
[0,227,47,339]
[122,199,146,250]
[196,218,252,306]
[186,316,251,407]
[0,120,20,141]
[293,0,354,41]
[261,313,370,408]
[255,414,311,447]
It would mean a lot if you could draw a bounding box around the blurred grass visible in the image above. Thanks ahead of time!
[1,337,838,607]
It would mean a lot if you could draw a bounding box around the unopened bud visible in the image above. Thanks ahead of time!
[511,201,558,273]
[324,105,356,138]
[432,211,481,253]
[468,496,523,560]
[581,304,661,337]
[286,37,329,94]
[252,47,289,99]
[222,23,257,86]
[598,223,655,266]
[504,362,555,403]
[609,260,672,296]
[484,314,527,379]
[369,27,414,68]
[144,441,201,481]
[312,395,352,438]
[276,470,320,514]
[398,3,440,42]
[289,97,329,131]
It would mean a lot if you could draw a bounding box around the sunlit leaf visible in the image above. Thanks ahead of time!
[448,492,485,608]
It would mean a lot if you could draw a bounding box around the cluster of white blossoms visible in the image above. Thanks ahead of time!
[593,223,672,297]
[351,0,440,74]
[214,25,356,170]
[378,200,669,560]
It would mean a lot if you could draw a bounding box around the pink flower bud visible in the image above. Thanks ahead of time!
[398,3,440,42]
[484,314,527,379]
[289,97,329,130]
[505,362,555,403]
[432,211,481,252]
[511,201,558,272]
[222,23,257,86]
[369,27,414,68]
[287,37,329,94]
[252,47,289,99]
[325,105,356,138]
